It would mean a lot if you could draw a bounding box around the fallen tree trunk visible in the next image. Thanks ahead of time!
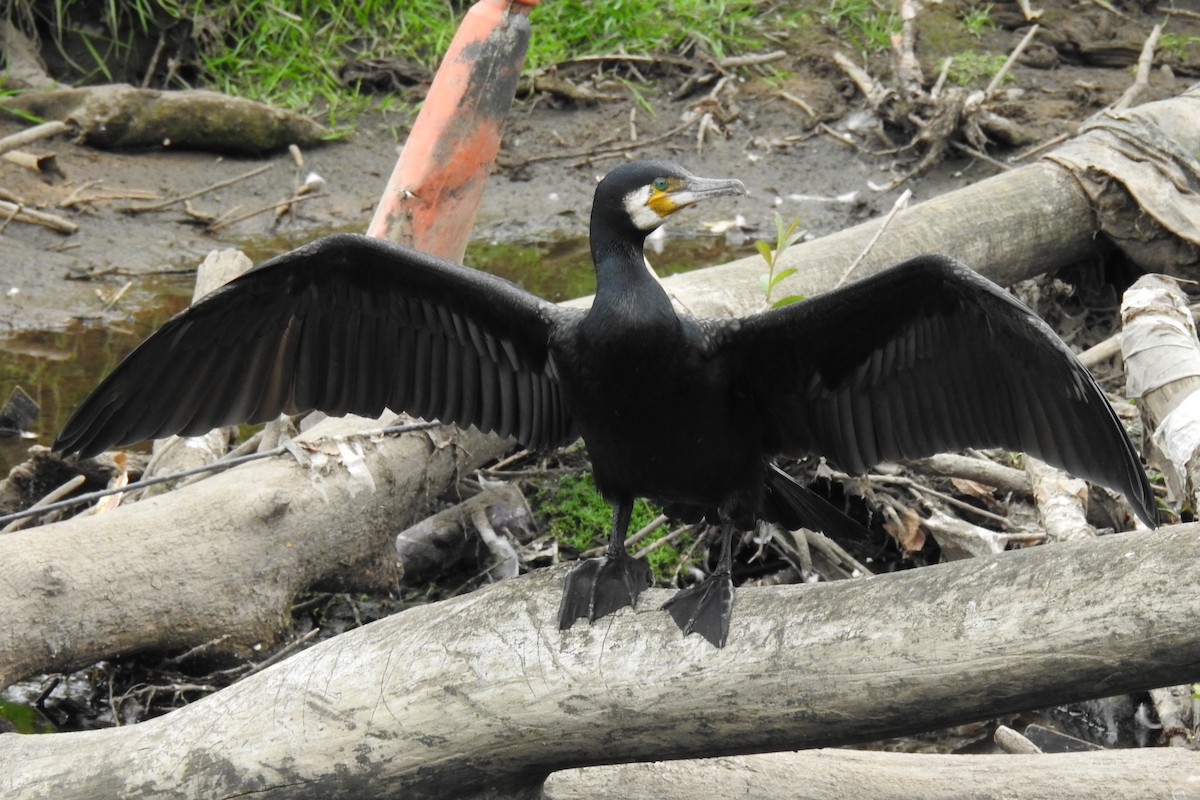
[0,415,484,688]
[3,523,1199,799]
[2,86,1198,689]
[544,748,1199,800]
[0,85,330,154]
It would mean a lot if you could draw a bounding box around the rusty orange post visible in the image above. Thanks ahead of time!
[367,0,539,261]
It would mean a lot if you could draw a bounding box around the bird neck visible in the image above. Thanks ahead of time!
[589,237,676,328]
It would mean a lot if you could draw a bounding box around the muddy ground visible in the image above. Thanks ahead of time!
[2,2,1196,333]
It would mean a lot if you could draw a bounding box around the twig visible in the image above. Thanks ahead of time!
[240,627,321,678]
[205,192,325,233]
[0,120,72,158]
[61,186,159,209]
[100,282,133,313]
[995,725,1042,754]
[910,453,1029,496]
[930,57,952,100]
[717,51,786,69]
[58,180,103,208]
[0,200,21,235]
[161,634,235,666]
[0,474,86,533]
[0,199,78,234]
[517,120,697,169]
[832,52,893,110]
[633,524,692,560]
[804,529,874,577]
[127,163,274,213]
[773,89,815,118]
[1008,132,1069,163]
[1111,24,1162,112]
[950,140,1013,171]
[1163,8,1200,22]
[985,24,1040,96]
[817,122,858,148]
[141,32,166,89]
[2,150,62,178]
[873,473,1014,527]
[582,514,670,558]
[1014,0,1042,21]
[1086,0,1129,18]
[893,0,924,97]
[835,189,911,288]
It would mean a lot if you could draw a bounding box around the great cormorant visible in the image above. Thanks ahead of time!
[54,160,1157,648]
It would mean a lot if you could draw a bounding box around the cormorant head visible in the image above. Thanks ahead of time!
[591,160,746,243]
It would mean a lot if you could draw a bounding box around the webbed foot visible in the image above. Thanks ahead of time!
[557,552,653,629]
[661,572,735,648]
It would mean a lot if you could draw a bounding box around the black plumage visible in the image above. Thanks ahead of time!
[55,160,1157,647]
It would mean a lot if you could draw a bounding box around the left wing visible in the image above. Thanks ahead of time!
[718,254,1157,526]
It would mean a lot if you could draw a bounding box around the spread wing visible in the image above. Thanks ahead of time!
[55,233,582,458]
[720,254,1156,526]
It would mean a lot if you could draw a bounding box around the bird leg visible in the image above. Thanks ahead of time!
[662,525,736,647]
[557,499,653,630]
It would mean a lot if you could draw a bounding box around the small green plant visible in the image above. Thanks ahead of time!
[823,0,900,53]
[1160,31,1200,61]
[947,51,1009,87]
[962,3,995,39]
[757,212,806,308]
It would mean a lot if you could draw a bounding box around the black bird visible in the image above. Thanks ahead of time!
[55,160,1157,647]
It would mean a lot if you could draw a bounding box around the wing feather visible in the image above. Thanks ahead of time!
[55,234,582,458]
[719,253,1156,526]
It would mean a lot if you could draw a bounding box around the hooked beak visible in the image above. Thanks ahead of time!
[645,174,746,221]
[669,175,747,210]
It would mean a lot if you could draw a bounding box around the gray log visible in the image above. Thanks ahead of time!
[2,523,1198,799]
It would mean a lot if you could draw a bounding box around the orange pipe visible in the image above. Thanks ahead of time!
[367,0,539,261]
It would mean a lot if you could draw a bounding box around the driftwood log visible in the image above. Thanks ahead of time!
[3,524,1200,798]
[0,85,329,154]
[544,748,1199,800]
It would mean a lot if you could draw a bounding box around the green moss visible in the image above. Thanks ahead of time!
[533,470,705,581]
[535,471,657,552]
[946,51,1009,87]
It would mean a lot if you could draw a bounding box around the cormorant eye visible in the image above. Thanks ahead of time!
[653,177,669,191]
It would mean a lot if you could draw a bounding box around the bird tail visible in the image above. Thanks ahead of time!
[762,463,874,541]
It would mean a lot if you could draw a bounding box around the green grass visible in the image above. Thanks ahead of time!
[534,470,700,582]
[961,2,995,39]
[177,0,457,120]
[822,0,899,53]
[536,471,659,552]
[10,0,807,121]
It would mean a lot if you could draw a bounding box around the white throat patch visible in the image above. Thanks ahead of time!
[622,186,664,232]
